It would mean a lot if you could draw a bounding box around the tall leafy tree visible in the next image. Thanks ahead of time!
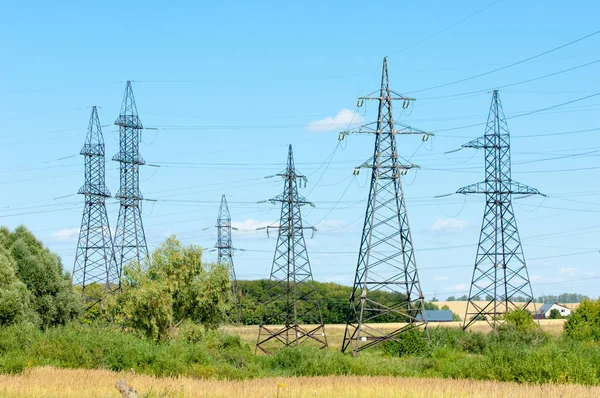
[112,236,232,341]
[0,226,81,328]
[0,246,35,326]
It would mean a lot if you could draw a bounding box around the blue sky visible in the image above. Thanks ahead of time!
[0,1,599,299]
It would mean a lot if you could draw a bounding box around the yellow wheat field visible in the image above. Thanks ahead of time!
[224,317,567,352]
[1,367,599,398]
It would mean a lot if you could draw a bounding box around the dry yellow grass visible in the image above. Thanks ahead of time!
[224,317,566,352]
[435,301,579,319]
[1,367,599,398]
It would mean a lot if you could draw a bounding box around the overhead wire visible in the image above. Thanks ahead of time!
[407,29,600,94]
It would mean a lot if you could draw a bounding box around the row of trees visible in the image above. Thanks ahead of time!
[235,280,444,325]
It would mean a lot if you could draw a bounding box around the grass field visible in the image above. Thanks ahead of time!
[434,301,579,320]
[2,367,600,398]
[224,316,567,352]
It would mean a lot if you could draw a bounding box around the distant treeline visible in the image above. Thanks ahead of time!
[445,293,589,303]
[235,279,439,325]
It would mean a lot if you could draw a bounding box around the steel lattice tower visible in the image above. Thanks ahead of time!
[216,195,241,324]
[113,81,149,277]
[73,106,119,300]
[255,145,327,354]
[457,90,543,330]
[341,57,431,356]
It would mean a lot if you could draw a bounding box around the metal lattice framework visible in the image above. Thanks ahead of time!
[216,194,241,324]
[73,106,119,300]
[113,81,149,277]
[457,90,543,330]
[255,145,327,354]
[341,57,431,356]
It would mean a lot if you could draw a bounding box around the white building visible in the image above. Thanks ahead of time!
[535,303,571,319]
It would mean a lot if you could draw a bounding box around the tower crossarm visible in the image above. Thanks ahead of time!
[358,88,414,102]
[268,195,313,206]
[340,122,433,140]
[353,157,419,175]
[457,180,544,195]
[463,135,490,149]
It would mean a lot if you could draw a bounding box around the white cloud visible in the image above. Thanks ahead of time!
[430,218,468,233]
[530,274,543,281]
[559,267,578,277]
[306,109,365,132]
[49,228,80,241]
[435,275,450,281]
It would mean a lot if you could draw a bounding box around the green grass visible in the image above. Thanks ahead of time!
[1,323,600,386]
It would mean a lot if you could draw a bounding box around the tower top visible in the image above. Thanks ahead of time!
[115,80,143,129]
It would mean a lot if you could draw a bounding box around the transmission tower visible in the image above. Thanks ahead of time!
[255,145,327,354]
[341,57,431,356]
[73,106,119,301]
[457,90,543,330]
[216,194,241,324]
[113,81,149,278]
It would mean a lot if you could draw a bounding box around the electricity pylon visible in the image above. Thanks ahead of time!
[457,90,543,330]
[216,194,241,325]
[113,81,149,278]
[341,57,431,356]
[73,106,119,301]
[255,145,327,354]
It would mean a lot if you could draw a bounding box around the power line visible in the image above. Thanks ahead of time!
[407,29,600,94]
[387,0,503,57]
[418,59,600,101]
[431,92,600,134]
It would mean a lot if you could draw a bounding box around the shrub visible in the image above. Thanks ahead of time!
[504,308,536,332]
[381,328,429,357]
[459,331,488,354]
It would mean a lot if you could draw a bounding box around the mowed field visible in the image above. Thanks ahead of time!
[225,301,572,351]
[2,367,600,398]
[435,301,579,320]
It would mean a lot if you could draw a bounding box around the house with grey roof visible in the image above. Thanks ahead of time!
[416,309,454,322]
[534,303,571,319]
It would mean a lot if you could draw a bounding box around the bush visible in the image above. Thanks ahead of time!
[459,331,488,354]
[504,308,536,332]
[381,328,429,357]
[564,299,600,342]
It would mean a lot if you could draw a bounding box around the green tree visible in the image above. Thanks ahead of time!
[0,226,81,328]
[0,247,35,326]
[111,236,232,341]
[564,299,600,341]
